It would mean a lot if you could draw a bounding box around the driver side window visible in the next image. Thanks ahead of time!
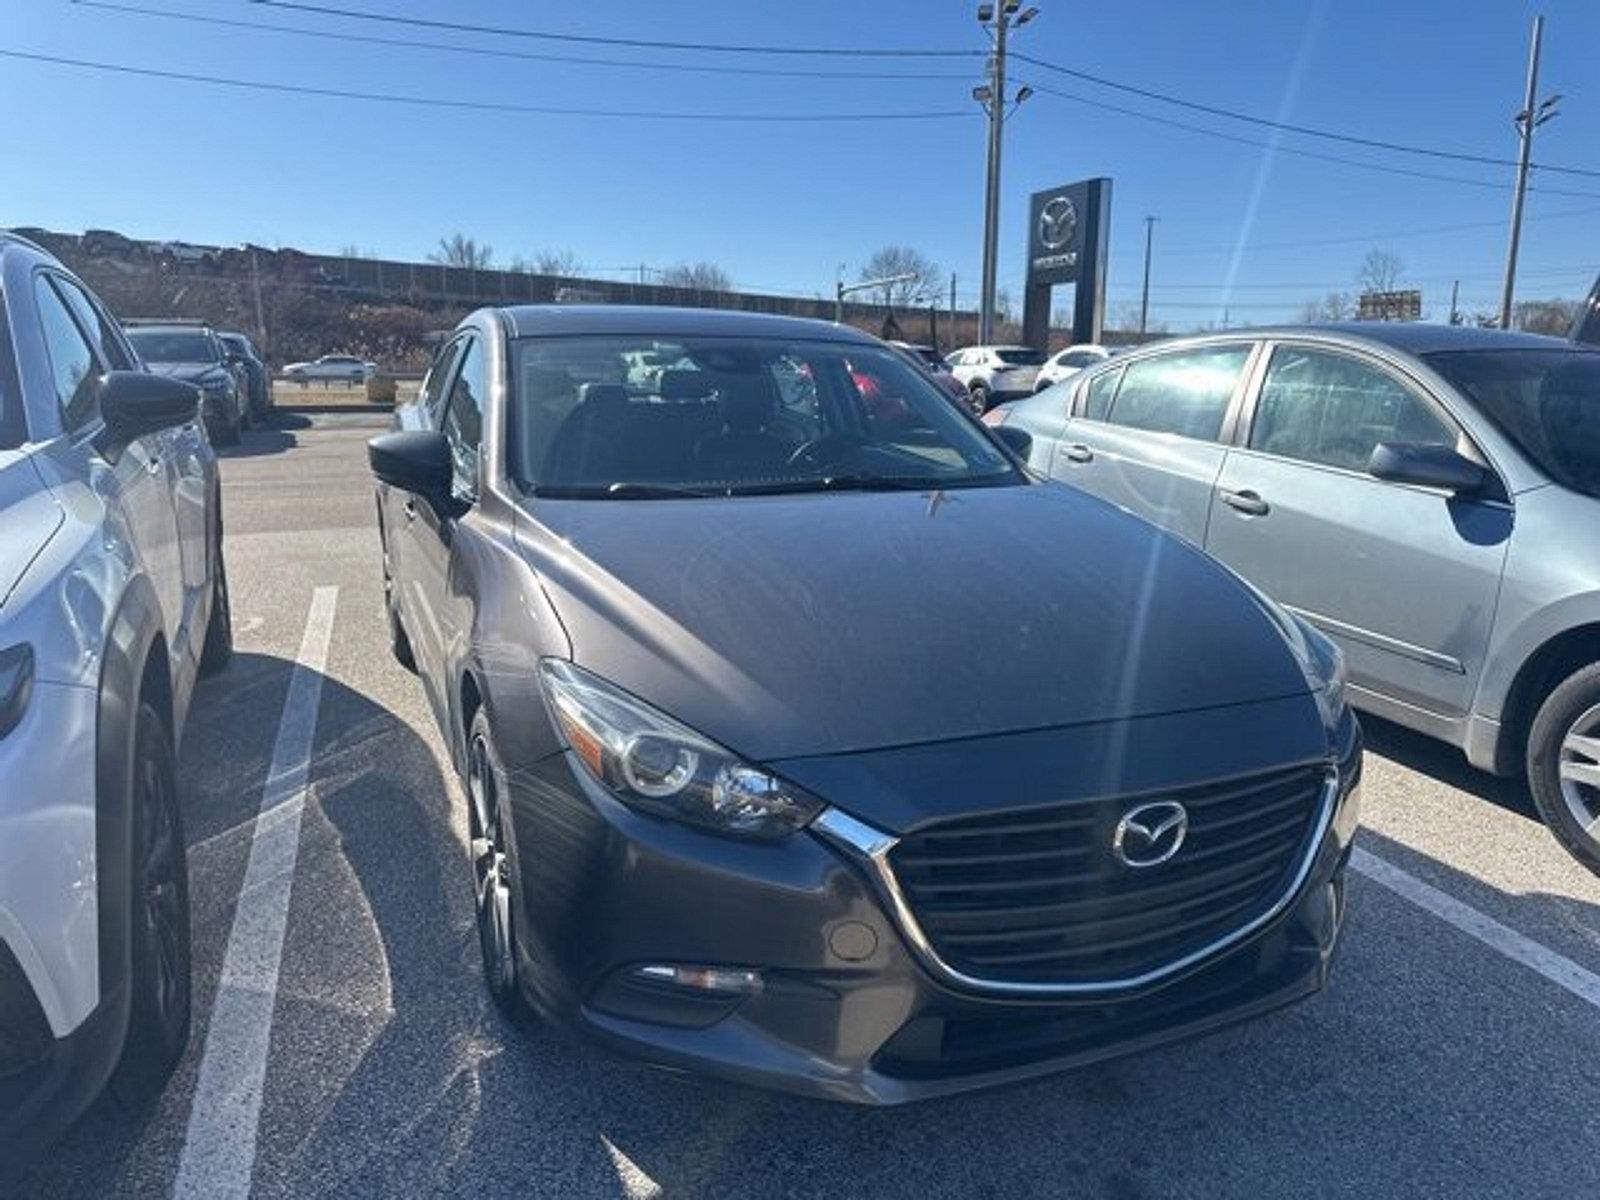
[441,335,486,503]
[420,338,465,425]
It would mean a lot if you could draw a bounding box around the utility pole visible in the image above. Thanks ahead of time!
[1139,216,1157,335]
[974,3,1037,344]
[1499,15,1559,329]
[1449,279,1461,325]
[249,248,266,344]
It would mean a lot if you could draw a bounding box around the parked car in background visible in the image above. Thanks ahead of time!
[367,304,1359,1104]
[0,233,232,1147]
[888,340,970,404]
[125,322,246,445]
[945,345,1046,412]
[1034,344,1111,391]
[994,322,1600,870]
[282,353,376,383]
[217,330,270,423]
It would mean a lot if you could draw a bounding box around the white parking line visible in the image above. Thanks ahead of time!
[1351,847,1600,1010]
[173,586,339,1200]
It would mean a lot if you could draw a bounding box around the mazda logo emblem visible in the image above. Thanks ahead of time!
[1039,196,1077,251]
[1112,801,1188,869]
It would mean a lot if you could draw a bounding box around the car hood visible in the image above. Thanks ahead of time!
[146,361,224,381]
[517,482,1310,762]
[0,453,64,610]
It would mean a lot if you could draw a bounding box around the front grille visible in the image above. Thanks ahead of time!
[887,765,1329,986]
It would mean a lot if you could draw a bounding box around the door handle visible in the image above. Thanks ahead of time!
[402,497,418,522]
[1062,443,1094,464]
[145,454,163,476]
[1221,488,1270,516]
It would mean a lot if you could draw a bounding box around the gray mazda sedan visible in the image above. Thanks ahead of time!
[368,306,1361,1104]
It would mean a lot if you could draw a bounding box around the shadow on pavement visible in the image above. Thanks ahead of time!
[1358,711,1537,821]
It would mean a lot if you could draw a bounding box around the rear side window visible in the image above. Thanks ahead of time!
[1250,346,1453,472]
[35,276,102,432]
[1107,345,1250,441]
[1082,367,1122,420]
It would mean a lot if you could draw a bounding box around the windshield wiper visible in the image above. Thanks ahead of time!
[532,481,720,499]
[726,475,947,495]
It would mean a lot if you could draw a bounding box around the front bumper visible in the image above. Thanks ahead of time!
[0,679,114,1144]
[513,705,1362,1105]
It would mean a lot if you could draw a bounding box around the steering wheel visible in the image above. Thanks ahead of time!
[787,433,865,471]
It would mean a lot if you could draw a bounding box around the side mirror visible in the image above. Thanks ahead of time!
[368,430,457,514]
[98,371,199,442]
[991,423,1033,460]
[1369,442,1488,493]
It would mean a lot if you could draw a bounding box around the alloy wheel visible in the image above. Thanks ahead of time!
[136,750,186,1032]
[468,732,515,998]
[1557,703,1600,840]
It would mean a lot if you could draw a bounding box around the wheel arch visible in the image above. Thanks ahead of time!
[1498,623,1600,771]
[93,573,167,1044]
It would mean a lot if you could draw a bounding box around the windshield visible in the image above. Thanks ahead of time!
[510,335,1019,497]
[1428,348,1600,499]
[995,348,1045,366]
[128,328,218,364]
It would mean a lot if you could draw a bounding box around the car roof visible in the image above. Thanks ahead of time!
[497,304,877,345]
[1210,321,1579,355]
[126,322,215,334]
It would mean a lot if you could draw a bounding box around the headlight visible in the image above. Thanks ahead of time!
[538,660,824,840]
[0,644,34,739]
[200,374,231,392]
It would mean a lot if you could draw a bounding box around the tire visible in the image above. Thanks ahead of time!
[200,535,233,675]
[466,709,527,1020]
[969,383,991,415]
[109,701,192,1107]
[216,403,242,447]
[1527,661,1600,873]
[381,536,415,672]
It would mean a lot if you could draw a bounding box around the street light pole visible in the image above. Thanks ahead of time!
[975,3,1036,344]
[1499,15,1558,330]
[1139,216,1157,335]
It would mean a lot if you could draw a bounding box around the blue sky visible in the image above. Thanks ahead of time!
[2,0,1597,329]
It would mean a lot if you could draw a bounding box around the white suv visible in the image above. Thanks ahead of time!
[0,235,231,1148]
[944,345,1046,412]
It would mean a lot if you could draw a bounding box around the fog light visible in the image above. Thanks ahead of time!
[632,965,763,995]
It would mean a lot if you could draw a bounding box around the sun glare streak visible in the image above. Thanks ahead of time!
[1218,0,1330,319]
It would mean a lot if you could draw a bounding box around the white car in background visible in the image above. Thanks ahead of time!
[943,345,1046,412]
[282,354,376,383]
[1034,344,1112,391]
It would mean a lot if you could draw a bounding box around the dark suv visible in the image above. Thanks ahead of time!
[125,322,247,444]
[218,330,270,423]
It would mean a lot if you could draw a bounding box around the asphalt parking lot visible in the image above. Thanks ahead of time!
[8,412,1600,1200]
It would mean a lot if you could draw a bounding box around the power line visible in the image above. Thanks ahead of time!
[247,0,979,58]
[0,47,977,122]
[1160,206,1600,259]
[1020,81,1600,202]
[71,1,974,81]
[1013,50,1600,180]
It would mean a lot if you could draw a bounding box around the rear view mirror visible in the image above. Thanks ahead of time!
[992,424,1033,460]
[1369,442,1488,494]
[98,371,199,442]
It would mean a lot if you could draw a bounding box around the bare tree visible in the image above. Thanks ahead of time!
[1513,298,1581,335]
[859,245,940,307]
[528,249,583,276]
[994,286,1015,324]
[660,261,732,292]
[429,234,493,269]
[1300,291,1354,322]
[1357,249,1404,295]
